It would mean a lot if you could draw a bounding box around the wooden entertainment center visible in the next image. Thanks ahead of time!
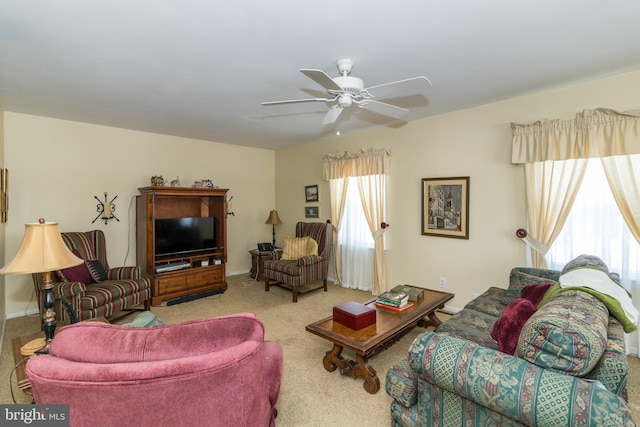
[136,186,229,306]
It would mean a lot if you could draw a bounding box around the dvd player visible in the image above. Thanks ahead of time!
[155,261,190,273]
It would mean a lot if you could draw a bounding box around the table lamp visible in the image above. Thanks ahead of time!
[0,218,83,354]
[264,210,282,246]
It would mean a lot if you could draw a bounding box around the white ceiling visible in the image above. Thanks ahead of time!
[2,1,640,150]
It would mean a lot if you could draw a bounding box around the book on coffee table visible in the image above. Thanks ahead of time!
[377,291,409,307]
[374,301,414,312]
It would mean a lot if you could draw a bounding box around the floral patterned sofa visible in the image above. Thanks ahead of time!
[386,264,636,426]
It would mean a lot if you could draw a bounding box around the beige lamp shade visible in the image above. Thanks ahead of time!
[265,210,282,225]
[0,219,83,275]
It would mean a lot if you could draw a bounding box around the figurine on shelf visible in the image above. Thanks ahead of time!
[151,176,164,186]
[170,176,181,187]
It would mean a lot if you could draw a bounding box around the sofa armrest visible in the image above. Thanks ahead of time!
[386,359,418,407]
[52,281,86,322]
[53,280,87,298]
[409,332,634,426]
[107,266,141,280]
[297,255,323,266]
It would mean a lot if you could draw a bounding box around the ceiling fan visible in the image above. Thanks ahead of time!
[261,58,432,126]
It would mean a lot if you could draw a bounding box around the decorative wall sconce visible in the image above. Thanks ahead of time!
[93,192,119,225]
[227,196,235,217]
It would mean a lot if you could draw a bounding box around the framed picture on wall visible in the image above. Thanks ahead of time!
[305,185,318,202]
[421,176,469,239]
[305,206,319,219]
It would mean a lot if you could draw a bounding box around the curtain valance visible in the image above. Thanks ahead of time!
[323,148,391,180]
[511,108,640,164]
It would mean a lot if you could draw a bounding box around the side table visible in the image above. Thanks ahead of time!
[249,249,280,280]
[12,331,43,396]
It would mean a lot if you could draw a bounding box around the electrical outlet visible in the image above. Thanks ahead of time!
[439,277,446,288]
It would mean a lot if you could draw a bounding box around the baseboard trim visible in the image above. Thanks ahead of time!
[227,269,251,277]
[6,308,39,320]
[166,289,225,306]
[441,304,461,314]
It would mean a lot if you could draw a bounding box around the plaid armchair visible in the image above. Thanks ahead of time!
[263,221,333,302]
[32,230,151,322]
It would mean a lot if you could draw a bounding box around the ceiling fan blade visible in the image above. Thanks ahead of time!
[261,97,333,106]
[365,76,432,92]
[358,100,408,120]
[301,69,343,92]
[322,106,344,125]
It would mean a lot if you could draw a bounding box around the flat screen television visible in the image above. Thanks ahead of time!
[154,217,217,257]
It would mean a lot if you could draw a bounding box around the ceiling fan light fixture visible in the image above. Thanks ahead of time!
[338,95,352,108]
[332,76,364,94]
[261,58,431,128]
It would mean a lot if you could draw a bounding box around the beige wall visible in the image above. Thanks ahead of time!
[275,70,640,309]
[3,113,276,317]
[3,69,639,317]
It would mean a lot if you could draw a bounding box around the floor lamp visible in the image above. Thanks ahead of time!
[0,219,83,354]
[264,210,282,247]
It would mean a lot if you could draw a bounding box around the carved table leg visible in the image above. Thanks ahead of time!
[322,344,345,372]
[418,310,444,330]
[321,344,380,394]
[355,353,379,394]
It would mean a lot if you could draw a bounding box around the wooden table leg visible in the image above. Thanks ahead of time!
[321,344,380,394]
[354,353,379,394]
[322,343,345,372]
[418,310,444,330]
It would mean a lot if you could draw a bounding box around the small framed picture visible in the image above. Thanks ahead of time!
[422,176,469,239]
[305,185,319,202]
[305,206,319,219]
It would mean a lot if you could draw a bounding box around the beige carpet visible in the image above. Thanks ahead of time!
[2,274,639,426]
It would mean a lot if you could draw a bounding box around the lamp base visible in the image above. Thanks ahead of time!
[20,337,46,357]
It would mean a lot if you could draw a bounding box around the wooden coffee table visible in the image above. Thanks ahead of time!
[305,286,453,394]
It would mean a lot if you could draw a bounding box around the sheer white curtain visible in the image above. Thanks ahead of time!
[546,158,640,355]
[523,159,587,268]
[323,148,390,295]
[513,109,640,355]
[329,178,348,285]
[357,173,387,295]
[339,179,374,291]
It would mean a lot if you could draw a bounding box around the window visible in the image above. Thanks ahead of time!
[546,158,640,277]
[546,157,640,355]
[338,177,375,291]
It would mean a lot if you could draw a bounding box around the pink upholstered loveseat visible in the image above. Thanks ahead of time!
[26,313,283,427]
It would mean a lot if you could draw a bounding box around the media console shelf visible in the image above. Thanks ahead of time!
[136,186,229,306]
